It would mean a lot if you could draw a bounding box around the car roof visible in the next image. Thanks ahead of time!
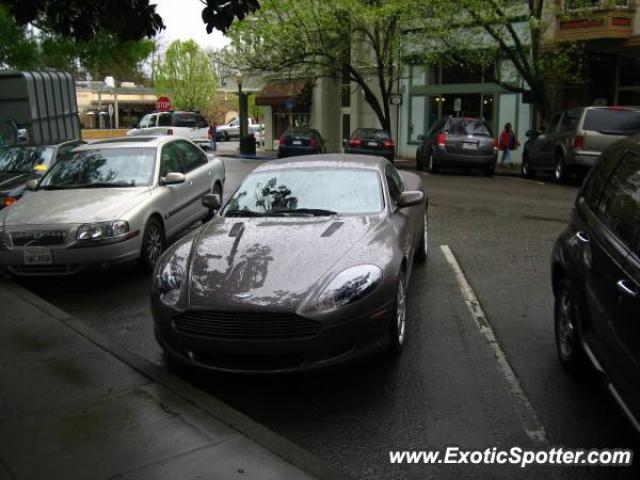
[255,154,388,172]
[83,136,171,148]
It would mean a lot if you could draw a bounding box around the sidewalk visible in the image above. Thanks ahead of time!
[0,280,350,480]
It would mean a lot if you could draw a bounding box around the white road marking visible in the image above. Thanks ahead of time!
[440,244,548,445]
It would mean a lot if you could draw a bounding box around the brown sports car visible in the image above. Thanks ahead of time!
[151,154,428,373]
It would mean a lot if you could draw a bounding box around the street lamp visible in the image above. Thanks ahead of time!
[235,70,252,154]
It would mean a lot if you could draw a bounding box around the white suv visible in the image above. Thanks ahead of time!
[127,111,210,148]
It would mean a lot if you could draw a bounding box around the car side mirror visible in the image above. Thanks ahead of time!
[417,134,425,141]
[202,193,221,210]
[161,172,186,185]
[397,190,425,209]
[17,129,29,144]
[25,179,38,191]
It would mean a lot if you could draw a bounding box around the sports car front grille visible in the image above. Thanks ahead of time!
[173,311,322,340]
[11,230,66,246]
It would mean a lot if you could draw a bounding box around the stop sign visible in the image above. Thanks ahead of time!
[156,96,171,112]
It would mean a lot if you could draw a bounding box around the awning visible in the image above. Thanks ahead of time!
[255,78,312,106]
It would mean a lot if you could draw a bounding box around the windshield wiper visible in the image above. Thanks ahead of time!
[273,208,338,217]
[40,185,75,190]
[77,182,134,188]
[225,209,267,217]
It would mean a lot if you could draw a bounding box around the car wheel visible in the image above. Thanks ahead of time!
[554,277,586,372]
[414,212,428,263]
[554,153,568,184]
[484,165,495,177]
[223,131,230,142]
[140,217,165,273]
[202,182,222,223]
[427,150,439,174]
[389,269,408,354]
[522,152,534,179]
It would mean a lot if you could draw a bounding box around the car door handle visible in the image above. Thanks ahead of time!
[617,280,638,299]
[576,231,590,243]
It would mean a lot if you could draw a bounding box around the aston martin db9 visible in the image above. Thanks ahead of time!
[152,154,428,373]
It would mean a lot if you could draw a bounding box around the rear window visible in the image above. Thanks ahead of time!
[285,129,316,139]
[172,112,208,128]
[353,129,390,141]
[448,118,492,137]
[583,109,640,135]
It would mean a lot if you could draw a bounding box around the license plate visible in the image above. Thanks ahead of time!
[24,249,53,265]
[462,143,478,150]
[292,140,302,145]
[367,141,378,147]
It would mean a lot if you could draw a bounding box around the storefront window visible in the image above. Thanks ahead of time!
[412,66,426,87]
[441,64,482,84]
[619,57,640,88]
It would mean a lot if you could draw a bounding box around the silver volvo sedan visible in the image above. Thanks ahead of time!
[0,136,225,275]
[152,154,428,373]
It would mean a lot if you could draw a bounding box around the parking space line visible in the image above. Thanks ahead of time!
[440,245,548,446]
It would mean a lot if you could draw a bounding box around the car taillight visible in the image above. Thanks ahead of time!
[437,133,447,148]
[383,139,395,149]
[493,138,498,151]
[279,135,287,146]
[573,136,584,150]
[309,137,318,148]
[350,138,363,147]
[3,196,17,208]
[167,128,173,135]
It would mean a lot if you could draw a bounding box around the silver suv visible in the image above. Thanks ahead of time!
[522,106,640,183]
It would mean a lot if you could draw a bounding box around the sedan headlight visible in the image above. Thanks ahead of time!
[76,221,129,241]
[153,241,191,306]
[317,265,383,311]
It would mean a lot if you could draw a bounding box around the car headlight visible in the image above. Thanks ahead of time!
[76,221,129,241]
[317,265,383,311]
[153,241,191,306]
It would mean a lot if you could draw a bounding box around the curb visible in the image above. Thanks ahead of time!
[5,280,353,480]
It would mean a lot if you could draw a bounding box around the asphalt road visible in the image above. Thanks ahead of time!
[20,159,639,479]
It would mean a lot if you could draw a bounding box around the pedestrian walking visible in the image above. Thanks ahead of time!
[498,123,520,167]
[208,122,217,151]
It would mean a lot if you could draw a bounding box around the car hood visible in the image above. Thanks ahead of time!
[2,188,151,226]
[188,215,383,310]
[0,171,39,193]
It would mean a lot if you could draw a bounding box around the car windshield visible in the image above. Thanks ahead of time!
[39,147,156,189]
[583,109,640,135]
[449,118,492,137]
[173,113,208,128]
[353,129,390,141]
[223,168,383,216]
[0,146,55,173]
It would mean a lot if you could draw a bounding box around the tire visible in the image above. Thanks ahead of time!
[427,150,439,174]
[554,152,568,184]
[414,212,428,263]
[554,277,586,372]
[484,165,495,177]
[388,269,408,354]
[522,152,534,179]
[140,217,166,273]
[202,182,223,223]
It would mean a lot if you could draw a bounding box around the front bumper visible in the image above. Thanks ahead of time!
[152,301,394,373]
[0,230,142,275]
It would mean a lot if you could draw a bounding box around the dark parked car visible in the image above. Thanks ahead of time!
[552,134,640,433]
[523,106,640,183]
[152,154,428,373]
[415,116,497,176]
[277,128,326,158]
[0,140,85,209]
[344,128,395,162]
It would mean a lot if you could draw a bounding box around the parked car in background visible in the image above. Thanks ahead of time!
[551,134,640,433]
[152,154,428,373]
[126,111,211,148]
[344,128,395,162]
[277,128,326,158]
[0,140,85,209]
[0,136,225,275]
[415,116,497,176]
[216,116,264,141]
[522,106,640,183]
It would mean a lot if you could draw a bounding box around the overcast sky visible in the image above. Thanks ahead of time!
[152,0,230,51]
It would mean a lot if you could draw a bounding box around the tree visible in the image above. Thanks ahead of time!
[409,0,585,121]
[1,0,261,41]
[225,0,414,132]
[155,40,218,112]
